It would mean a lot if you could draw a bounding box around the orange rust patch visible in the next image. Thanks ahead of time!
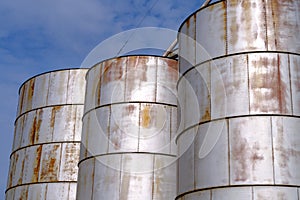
[30,115,37,145]
[32,145,42,182]
[141,105,151,128]
[50,106,62,128]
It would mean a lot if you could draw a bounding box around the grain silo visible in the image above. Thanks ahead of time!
[76,55,178,200]
[177,0,300,199]
[5,69,87,199]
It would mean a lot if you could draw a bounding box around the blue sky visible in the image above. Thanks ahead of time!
[0,0,207,198]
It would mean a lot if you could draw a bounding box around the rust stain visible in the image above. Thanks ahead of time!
[18,152,25,184]
[40,144,60,181]
[201,105,211,122]
[26,78,35,110]
[50,106,62,128]
[103,58,125,84]
[62,144,78,180]
[32,145,42,182]
[141,105,151,128]
[29,115,37,145]
[34,109,43,143]
[273,118,300,183]
[250,55,288,113]
[126,105,136,114]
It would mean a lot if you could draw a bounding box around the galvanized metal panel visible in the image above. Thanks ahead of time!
[33,107,53,144]
[109,104,139,153]
[227,0,267,54]
[13,115,24,151]
[249,53,292,114]
[290,55,300,116]
[153,155,176,200]
[80,114,89,160]
[212,187,252,200]
[100,58,126,105]
[74,105,84,141]
[32,73,50,111]
[125,56,157,102]
[179,14,196,75]
[76,158,95,200]
[67,69,87,104]
[84,63,102,113]
[120,154,153,199]
[177,129,195,195]
[39,143,61,182]
[69,183,77,200]
[253,186,298,200]
[211,55,249,119]
[27,183,47,199]
[196,1,226,64]
[12,149,25,186]
[185,63,211,124]
[21,110,37,147]
[182,74,201,130]
[52,105,77,142]
[21,78,35,115]
[46,183,70,200]
[266,0,300,53]
[156,58,178,105]
[22,145,42,184]
[177,76,187,134]
[139,104,171,154]
[194,120,229,189]
[229,116,274,184]
[272,116,300,185]
[83,108,109,158]
[93,155,121,200]
[59,143,80,181]
[170,106,177,155]
[13,185,29,200]
[47,70,69,105]
[180,190,211,200]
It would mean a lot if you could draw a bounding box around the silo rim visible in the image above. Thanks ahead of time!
[177,0,223,38]
[85,54,178,80]
[18,67,89,95]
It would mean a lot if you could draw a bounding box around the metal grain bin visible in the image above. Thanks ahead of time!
[6,69,87,200]
[77,56,178,200]
[177,0,300,199]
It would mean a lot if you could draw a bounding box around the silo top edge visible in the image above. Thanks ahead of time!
[85,54,178,79]
[177,0,224,37]
[18,68,89,95]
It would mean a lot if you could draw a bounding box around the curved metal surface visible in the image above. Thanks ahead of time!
[6,69,87,200]
[178,0,300,75]
[78,56,178,200]
[177,0,300,199]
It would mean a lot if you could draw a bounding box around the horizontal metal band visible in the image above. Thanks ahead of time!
[5,180,77,194]
[177,50,300,88]
[15,103,84,125]
[176,114,300,144]
[78,151,177,167]
[82,101,177,119]
[10,141,81,159]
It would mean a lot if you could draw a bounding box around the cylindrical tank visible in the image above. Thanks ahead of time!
[5,69,88,199]
[77,55,178,200]
[177,0,300,199]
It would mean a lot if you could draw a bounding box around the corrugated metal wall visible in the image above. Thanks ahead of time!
[177,0,300,199]
[77,56,178,200]
[5,69,87,200]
